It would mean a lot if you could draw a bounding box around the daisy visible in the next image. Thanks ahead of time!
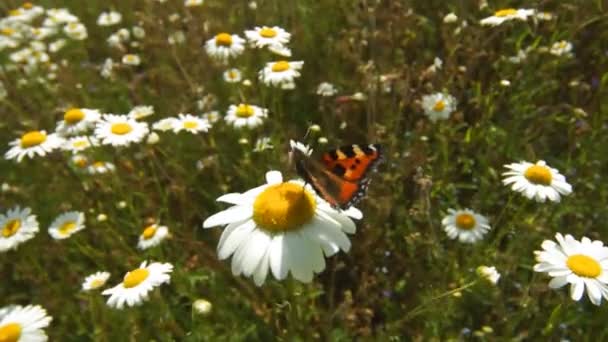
[102,261,173,309]
[63,22,87,40]
[550,40,573,57]
[202,168,362,286]
[317,82,338,97]
[55,108,101,136]
[87,161,116,175]
[128,105,155,120]
[192,299,212,315]
[5,130,63,162]
[225,104,268,129]
[534,233,608,306]
[245,26,291,48]
[70,154,89,169]
[223,68,242,83]
[421,92,457,122]
[259,60,303,87]
[202,111,221,124]
[48,211,86,240]
[477,265,501,285]
[253,137,274,152]
[152,117,178,132]
[0,206,39,252]
[502,160,572,202]
[185,0,204,6]
[173,113,211,134]
[441,208,491,243]
[97,11,122,26]
[480,8,536,26]
[122,54,141,66]
[137,223,170,250]
[204,32,245,62]
[62,136,98,153]
[0,304,52,341]
[94,114,149,147]
[268,43,292,57]
[82,271,111,291]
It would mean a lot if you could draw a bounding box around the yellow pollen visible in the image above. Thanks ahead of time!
[142,225,157,240]
[183,121,198,129]
[252,182,316,232]
[72,140,89,148]
[235,104,255,118]
[495,8,518,17]
[92,161,106,168]
[455,213,476,230]
[1,219,21,238]
[20,131,46,148]
[64,108,85,124]
[524,165,552,186]
[215,33,233,46]
[433,100,446,112]
[259,27,277,38]
[228,71,237,78]
[110,123,133,135]
[22,2,33,9]
[0,322,22,342]
[58,221,77,235]
[1,28,15,36]
[122,268,150,288]
[567,254,601,278]
[271,61,290,72]
[89,278,105,288]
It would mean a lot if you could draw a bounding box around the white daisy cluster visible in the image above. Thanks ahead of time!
[151,113,212,134]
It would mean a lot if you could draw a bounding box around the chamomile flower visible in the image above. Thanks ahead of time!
[204,33,245,62]
[56,108,101,136]
[70,154,89,169]
[128,105,155,120]
[268,43,292,57]
[245,26,291,48]
[63,22,87,40]
[0,304,52,341]
[253,137,274,152]
[152,117,178,132]
[122,54,141,66]
[317,82,338,97]
[94,114,149,147]
[502,160,572,202]
[62,136,98,153]
[203,170,362,286]
[97,11,122,26]
[534,233,608,306]
[5,130,63,162]
[480,8,536,26]
[202,111,221,124]
[421,92,457,122]
[82,271,111,291]
[173,114,211,134]
[102,261,173,309]
[442,209,491,244]
[550,40,573,57]
[259,60,303,88]
[477,266,501,285]
[225,104,268,128]
[87,161,116,175]
[223,68,242,83]
[137,223,169,250]
[185,0,204,6]
[0,206,39,252]
[48,211,85,240]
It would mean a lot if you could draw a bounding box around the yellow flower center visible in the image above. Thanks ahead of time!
[1,219,21,238]
[74,158,88,168]
[235,104,255,118]
[20,131,46,148]
[64,108,85,124]
[215,33,233,46]
[110,123,133,135]
[252,182,316,232]
[92,161,106,168]
[566,254,601,278]
[89,278,105,289]
[0,322,22,342]
[495,8,517,17]
[183,121,198,129]
[123,268,150,288]
[9,9,22,17]
[259,27,277,38]
[271,61,290,72]
[142,225,157,240]
[433,100,446,112]
[455,213,476,230]
[1,28,15,36]
[22,3,33,9]
[58,221,77,235]
[524,165,552,186]
[72,140,89,149]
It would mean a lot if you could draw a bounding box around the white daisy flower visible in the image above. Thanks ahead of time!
[152,117,178,132]
[62,136,98,153]
[63,22,87,40]
[5,130,63,162]
[94,114,149,147]
[534,233,608,306]
[477,265,501,285]
[128,106,155,120]
[102,261,173,309]
[137,224,170,250]
[82,271,111,291]
[441,208,491,244]
[223,68,242,83]
[192,299,212,315]
[225,104,268,128]
[87,161,116,175]
[45,8,79,25]
[421,92,457,122]
[0,304,52,341]
[97,11,122,26]
[244,26,291,48]
[480,8,536,26]
[268,43,292,57]
[259,60,303,88]
[55,108,101,136]
[70,154,89,169]
[202,111,221,124]
[48,211,86,240]
[204,33,245,62]
[502,160,572,203]
[173,113,211,134]
[0,206,39,252]
[316,82,338,97]
[253,137,274,152]
[203,170,362,286]
[185,0,204,6]
[549,40,573,57]
[122,54,141,66]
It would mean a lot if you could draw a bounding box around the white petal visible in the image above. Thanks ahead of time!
[241,229,272,277]
[216,193,243,204]
[253,247,271,286]
[548,276,568,289]
[217,220,256,260]
[570,279,585,301]
[585,279,603,305]
[203,205,252,228]
[269,234,288,280]
[285,232,314,283]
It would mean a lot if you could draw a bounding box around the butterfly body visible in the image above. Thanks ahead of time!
[293,143,383,209]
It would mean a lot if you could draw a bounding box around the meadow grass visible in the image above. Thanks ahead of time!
[1,0,608,340]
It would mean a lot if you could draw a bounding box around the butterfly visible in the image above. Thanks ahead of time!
[291,142,383,209]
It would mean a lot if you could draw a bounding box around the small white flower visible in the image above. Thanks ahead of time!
[62,136,98,153]
[152,117,178,132]
[122,54,141,66]
[63,22,88,40]
[94,114,149,147]
[82,271,111,291]
[0,304,52,341]
[0,206,39,252]
[225,104,268,128]
[502,160,572,202]
[443,13,458,23]
[316,82,338,97]
[480,8,536,26]
[259,60,303,88]
[101,58,115,78]
[132,26,145,39]
[421,92,457,122]
[185,0,204,6]
[202,111,221,124]
[223,68,242,83]
[128,105,155,120]
[204,33,245,62]
[441,208,491,244]
[48,211,86,240]
[549,40,573,57]
[5,130,63,162]
[192,299,212,315]
[137,224,170,250]
[97,11,122,26]
[87,161,116,175]
[173,113,211,134]
[245,26,291,48]
[253,137,274,152]
[477,265,501,285]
